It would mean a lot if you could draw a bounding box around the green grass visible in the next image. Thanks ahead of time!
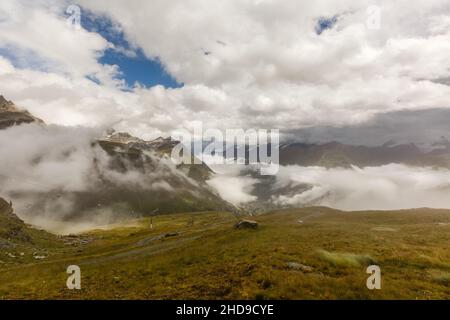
[316,250,376,268]
[0,207,449,300]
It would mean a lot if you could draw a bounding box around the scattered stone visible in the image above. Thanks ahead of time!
[164,232,179,238]
[32,251,48,260]
[136,232,180,246]
[0,239,15,249]
[286,262,314,273]
[234,220,258,229]
[6,252,16,258]
[371,227,397,232]
[63,235,94,246]
[137,235,163,246]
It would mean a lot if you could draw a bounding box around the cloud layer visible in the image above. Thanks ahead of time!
[0,123,199,233]
[208,164,450,210]
[0,0,449,140]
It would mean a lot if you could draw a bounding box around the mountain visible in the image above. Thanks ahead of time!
[98,131,214,182]
[0,95,43,130]
[3,93,450,229]
[233,141,450,212]
[87,130,232,215]
[6,130,234,229]
[0,95,233,231]
[279,141,450,168]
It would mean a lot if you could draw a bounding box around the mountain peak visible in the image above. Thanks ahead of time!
[0,95,15,111]
[0,94,44,129]
[382,139,398,147]
[99,131,180,154]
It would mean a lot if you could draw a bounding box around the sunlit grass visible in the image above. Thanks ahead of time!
[1,207,449,299]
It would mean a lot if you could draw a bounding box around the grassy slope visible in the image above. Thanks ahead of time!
[0,198,87,266]
[0,207,449,300]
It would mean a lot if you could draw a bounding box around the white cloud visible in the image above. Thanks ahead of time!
[207,169,258,205]
[78,0,450,132]
[208,164,450,210]
[0,55,14,74]
[0,0,114,79]
[0,0,449,138]
[271,164,450,210]
[0,63,139,127]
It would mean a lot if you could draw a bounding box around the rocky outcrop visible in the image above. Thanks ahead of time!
[234,220,258,229]
[98,130,214,181]
[0,95,43,130]
[0,197,13,216]
[0,198,32,243]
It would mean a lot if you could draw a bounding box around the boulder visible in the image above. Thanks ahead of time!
[234,220,258,229]
[286,262,314,272]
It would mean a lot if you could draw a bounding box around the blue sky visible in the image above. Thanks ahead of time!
[82,10,182,89]
[315,16,338,35]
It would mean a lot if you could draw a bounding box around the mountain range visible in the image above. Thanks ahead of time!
[3,94,450,229]
[0,95,233,231]
[279,139,450,168]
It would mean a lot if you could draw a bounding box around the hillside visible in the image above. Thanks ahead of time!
[61,130,233,220]
[0,197,72,265]
[0,207,449,299]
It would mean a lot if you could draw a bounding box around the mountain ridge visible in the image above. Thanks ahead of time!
[0,95,43,130]
[0,95,234,233]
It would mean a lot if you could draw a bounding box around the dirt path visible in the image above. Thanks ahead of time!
[80,235,202,266]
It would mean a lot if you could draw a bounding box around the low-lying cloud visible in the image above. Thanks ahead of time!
[207,168,258,204]
[0,123,196,233]
[208,163,450,211]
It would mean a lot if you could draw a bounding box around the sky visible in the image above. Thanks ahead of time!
[0,0,449,141]
[81,10,181,89]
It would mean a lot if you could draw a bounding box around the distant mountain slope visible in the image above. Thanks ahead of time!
[279,141,450,168]
[86,130,232,216]
[0,95,43,130]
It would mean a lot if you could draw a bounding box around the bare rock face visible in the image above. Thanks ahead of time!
[0,197,33,243]
[234,219,259,229]
[0,197,14,218]
[0,95,43,130]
